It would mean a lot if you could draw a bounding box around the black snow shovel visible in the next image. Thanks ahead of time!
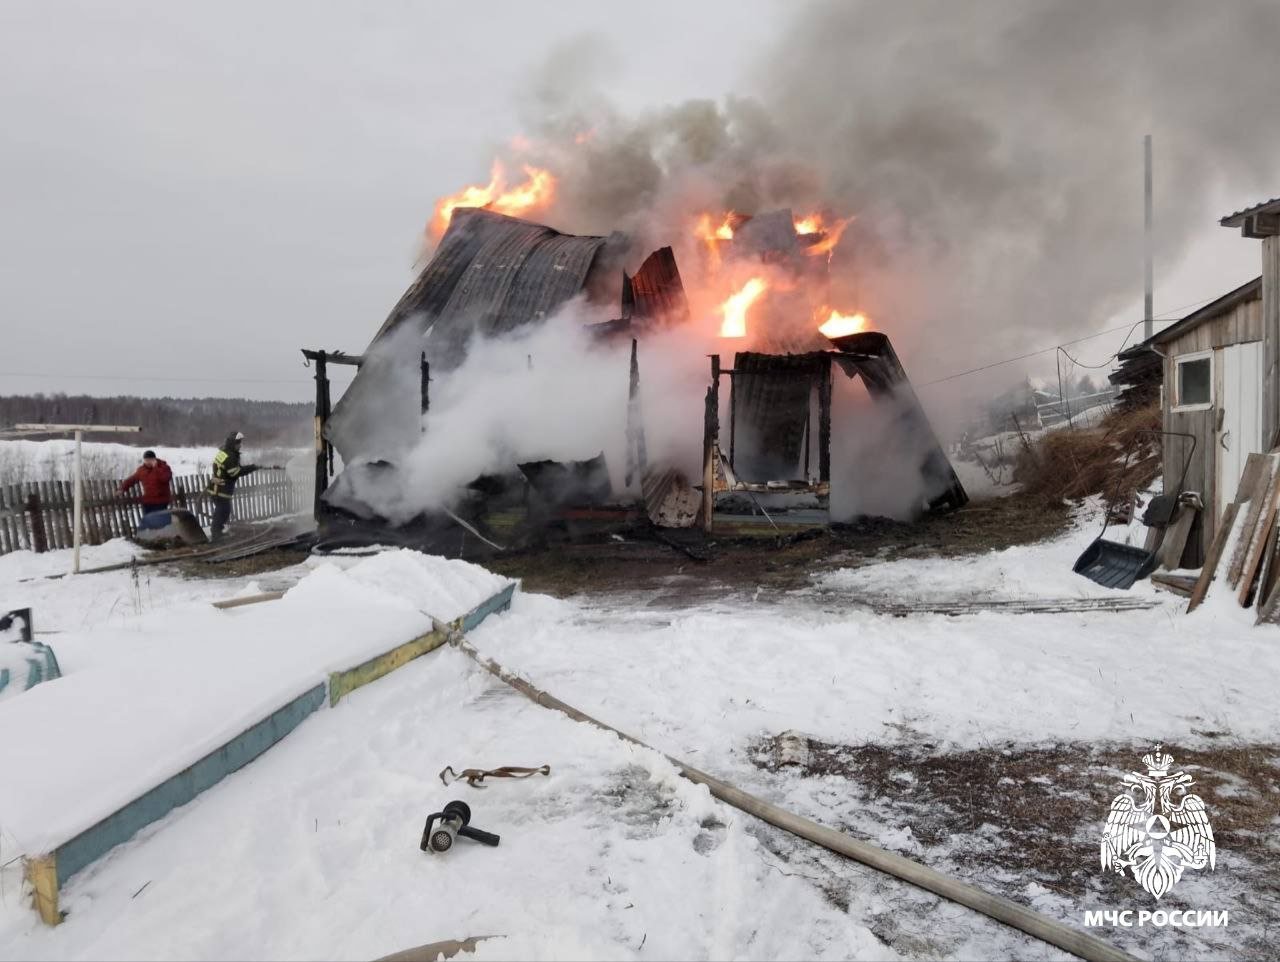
[1073,430,1196,589]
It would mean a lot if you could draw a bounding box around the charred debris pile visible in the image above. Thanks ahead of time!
[304,207,966,559]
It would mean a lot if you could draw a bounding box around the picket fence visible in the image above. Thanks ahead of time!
[0,472,306,556]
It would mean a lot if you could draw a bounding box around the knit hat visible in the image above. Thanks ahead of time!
[143,450,157,459]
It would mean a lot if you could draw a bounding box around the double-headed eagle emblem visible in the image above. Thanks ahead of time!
[1101,745,1216,899]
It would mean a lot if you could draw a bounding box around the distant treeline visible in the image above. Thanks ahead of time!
[0,395,312,447]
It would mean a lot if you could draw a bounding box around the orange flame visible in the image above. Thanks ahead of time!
[695,212,736,272]
[794,211,852,256]
[719,277,768,338]
[818,308,869,338]
[430,161,557,238]
[696,212,736,243]
[794,214,822,234]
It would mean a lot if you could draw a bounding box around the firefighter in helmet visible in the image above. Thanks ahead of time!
[207,431,259,541]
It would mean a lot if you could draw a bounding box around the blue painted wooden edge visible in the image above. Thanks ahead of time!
[47,579,518,891]
[55,683,326,886]
[459,581,517,632]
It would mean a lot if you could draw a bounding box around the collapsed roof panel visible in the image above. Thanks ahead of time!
[629,246,690,326]
[328,208,616,461]
[828,331,968,512]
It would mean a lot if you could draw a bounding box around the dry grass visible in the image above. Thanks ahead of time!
[1013,402,1162,504]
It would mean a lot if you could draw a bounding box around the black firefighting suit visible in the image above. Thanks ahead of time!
[207,435,258,541]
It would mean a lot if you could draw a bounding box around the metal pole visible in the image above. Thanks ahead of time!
[313,351,328,521]
[72,429,83,574]
[1144,134,1153,341]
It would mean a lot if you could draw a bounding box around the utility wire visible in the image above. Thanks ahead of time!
[918,293,1216,388]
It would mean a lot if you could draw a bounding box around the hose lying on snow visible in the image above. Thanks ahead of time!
[439,623,1137,962]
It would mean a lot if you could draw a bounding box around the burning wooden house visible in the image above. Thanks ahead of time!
[306,204,965,555]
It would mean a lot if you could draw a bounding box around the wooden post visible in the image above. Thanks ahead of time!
[1263,235,1280,450]
[624,338,647,487]
[420,352,431,418]
[312,350,329,521]
[818,358,833,483]
[701,355,721,533]
[72,430,83,573]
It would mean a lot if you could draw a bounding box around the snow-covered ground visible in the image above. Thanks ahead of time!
[0,512,1274,960]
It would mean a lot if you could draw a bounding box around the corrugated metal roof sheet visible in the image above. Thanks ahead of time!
[629,247,690,326]
[328,208,612,460]
[1220,197,1280,227]
[733,351,828,478]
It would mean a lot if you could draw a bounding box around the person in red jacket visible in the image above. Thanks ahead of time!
[119,450,173,515]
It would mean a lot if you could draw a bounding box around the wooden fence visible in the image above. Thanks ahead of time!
[0,471,307,556]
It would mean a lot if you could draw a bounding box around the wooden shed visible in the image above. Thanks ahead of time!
[1149,277,1263,566]
[1146,196,1280,567]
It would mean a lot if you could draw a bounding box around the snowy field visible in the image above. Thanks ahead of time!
[0,512,1275,960]
[0,439,310,486]
[0,440,219,485]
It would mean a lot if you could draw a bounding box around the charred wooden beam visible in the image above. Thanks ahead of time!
[420,352,431,417]
[700,355,721,533]
[624,338,647,487]
[818,361,832,483]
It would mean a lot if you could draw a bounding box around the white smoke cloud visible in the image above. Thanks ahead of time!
[343,300,719,521]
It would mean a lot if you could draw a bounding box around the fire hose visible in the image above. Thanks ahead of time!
[437,621,1137,962]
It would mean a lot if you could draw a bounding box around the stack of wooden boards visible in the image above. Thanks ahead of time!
[1187,452,1280,620]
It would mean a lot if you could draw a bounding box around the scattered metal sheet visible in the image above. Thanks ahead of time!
[866,597,1158,617]
[642,467,700,528]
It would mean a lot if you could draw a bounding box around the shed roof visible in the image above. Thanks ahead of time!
[1145,276,1261,347]
[1220,197,1280,227]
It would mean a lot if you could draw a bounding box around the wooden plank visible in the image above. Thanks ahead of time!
[1188,502,1240,612]
[1254,521,1280,615]
[1159,505,1197,570]
[328,627,450,707]
[1239,480,1280,606]
[86,480,103,545]
[104,479,120,539]
[0,484,13,554]
[40,482,61,549]
[12,483,28,551]
[1226,454,1275,586]
[1151,573,1197,597]
[4,485,18,553]
[59,480,75,548]
[24,855,60,926]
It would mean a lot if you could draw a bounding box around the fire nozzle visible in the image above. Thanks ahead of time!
[420,800,501,854]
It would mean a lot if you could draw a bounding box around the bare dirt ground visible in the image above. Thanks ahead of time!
[488,491,1072,599]
[748,734,1280,961]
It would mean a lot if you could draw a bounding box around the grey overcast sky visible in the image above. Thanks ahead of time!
[0,1,1268,403]
[0,0,777,401]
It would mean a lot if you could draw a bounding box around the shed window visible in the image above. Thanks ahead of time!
[1176,355,1212,408]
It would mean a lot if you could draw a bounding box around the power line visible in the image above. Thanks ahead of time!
[917,293,1216,388]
